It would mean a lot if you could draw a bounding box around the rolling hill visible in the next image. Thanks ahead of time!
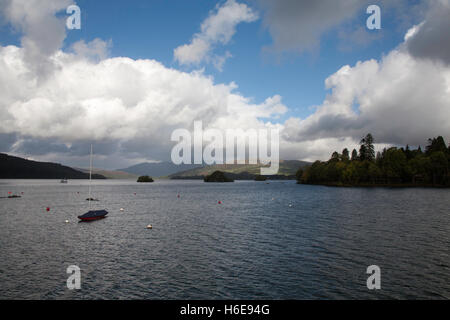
[118,162,203,177]
[76,168,137,179]
[169,160,311,179]
[0,153,106,179]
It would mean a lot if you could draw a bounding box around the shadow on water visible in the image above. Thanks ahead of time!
[77,217,107,223]
[0,179,449,299]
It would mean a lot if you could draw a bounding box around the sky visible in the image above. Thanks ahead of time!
[0,0,449,169]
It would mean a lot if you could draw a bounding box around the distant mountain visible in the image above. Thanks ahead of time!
[0,153,106,179]
[118,162,203,177]
[76,168,137,179]
[169,160,311,179]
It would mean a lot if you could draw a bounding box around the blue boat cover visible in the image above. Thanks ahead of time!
[78,209,108,219]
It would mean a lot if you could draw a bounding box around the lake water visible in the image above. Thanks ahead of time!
[0,179,449,299]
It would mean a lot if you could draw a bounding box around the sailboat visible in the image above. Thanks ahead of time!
[78,145,108,221]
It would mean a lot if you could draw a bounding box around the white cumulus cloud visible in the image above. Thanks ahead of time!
[0,0,449,169]
[0,0,73,77]
[0,42,287,166]
[282,44,450,149]
[173,0,258,70]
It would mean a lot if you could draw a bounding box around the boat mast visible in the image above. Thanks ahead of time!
[89,144,93,209]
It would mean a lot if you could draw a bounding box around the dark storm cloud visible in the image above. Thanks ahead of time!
[0,133,17,152]
[120,136,175,162]
[253,0,428,55]
[291,113,370,142]
[255,0,366,53]
[64,140,120,157]
[406,0,450,65]
[10,137,119,157]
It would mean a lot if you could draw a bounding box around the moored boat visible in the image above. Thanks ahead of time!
[78,145,108,222]
[78,209,108,221]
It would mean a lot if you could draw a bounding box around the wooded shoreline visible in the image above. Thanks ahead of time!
[298,182,450,188]
[296,134,450,188]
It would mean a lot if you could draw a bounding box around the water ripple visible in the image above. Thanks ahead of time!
[0,180,449,299]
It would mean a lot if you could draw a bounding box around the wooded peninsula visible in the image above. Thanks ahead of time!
[296,134,450,187]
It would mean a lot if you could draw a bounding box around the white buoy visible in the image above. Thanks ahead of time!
[146,224,153,229]
[120,208,124,211]
[65,220,69,223]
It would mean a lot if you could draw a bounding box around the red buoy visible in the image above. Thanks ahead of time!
[177,194,180,198]
[218,201,222,204]
[46,207,50,212]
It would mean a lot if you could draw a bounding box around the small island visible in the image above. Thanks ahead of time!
[204,171,234,182]
[137,175,154,183]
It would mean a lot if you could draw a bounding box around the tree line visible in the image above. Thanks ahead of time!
[296,134,450,187]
